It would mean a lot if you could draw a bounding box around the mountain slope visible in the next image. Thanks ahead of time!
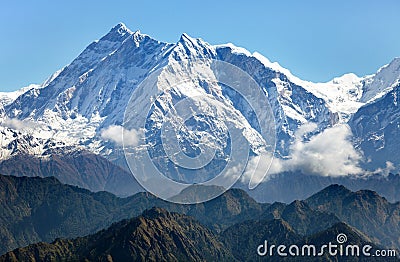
[361,57,400,103]
[221,218,301,260]
[302,222,397,262]
[0,150,142,196]
[3,212,395,262]
[350,83,400,171]
[1,208,235,262]
[276,200,341,236]
[222,220,395,261]
[306,184,400,250]
[0,174,129,255]
[0,175,399,260]
[0,174,268,255]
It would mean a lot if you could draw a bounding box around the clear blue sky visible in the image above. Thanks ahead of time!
[1,0,399,91]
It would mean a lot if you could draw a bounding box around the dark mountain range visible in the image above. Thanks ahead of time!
[222,220,397,261]
[0,176,400,261]
[254,183,400,251]
[300,222,398,261]
[1,208,235,262]
[262,200,341,236]
[305,184,400,250]
[221,218,301,261]
[3,208,397,262]
[0,174,268,255]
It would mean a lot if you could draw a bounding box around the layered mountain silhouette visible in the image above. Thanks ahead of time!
[222,220,396,261]
[0,174,267,255]
[1,208,235,262]
[0,175,399,261]
[2,208,398,261]
[306,184,400,251]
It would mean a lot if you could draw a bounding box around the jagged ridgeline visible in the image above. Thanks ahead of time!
[0,175,399,261]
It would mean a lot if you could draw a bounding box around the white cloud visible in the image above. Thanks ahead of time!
[242,123,364,185]
[286,123,363,177]
[1,117,39,130]
[367,161,396,177]
[100,125,143,146]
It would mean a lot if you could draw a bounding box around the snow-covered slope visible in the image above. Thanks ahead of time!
[1,23,399,180]
[0,84,39,107]
[361,57,400,103]
[350,82,400,172]
[298,73,365,122]
[252,54,400,123]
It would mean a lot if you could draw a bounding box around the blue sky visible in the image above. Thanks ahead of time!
[1,0,399,91]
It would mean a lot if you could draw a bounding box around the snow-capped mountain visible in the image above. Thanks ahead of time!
[263,57,400,123]
[2,23,333,157]
[1,23,399,187]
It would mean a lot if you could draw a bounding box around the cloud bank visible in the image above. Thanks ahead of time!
[243,123,364,184]
[286,123,363,176]
[1,117,41,131]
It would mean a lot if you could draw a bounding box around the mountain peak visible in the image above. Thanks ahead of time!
[177,32,201,48]
[111,22,132,34]
[353,188,386,202]
[330,72,361,84]
[100,22,133,42]
[168,185,225,204]
[318,184,352,196]
[170,32,215,59]
[179,32,193,42]
[305,184,352,206]
[177,32,210,48]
